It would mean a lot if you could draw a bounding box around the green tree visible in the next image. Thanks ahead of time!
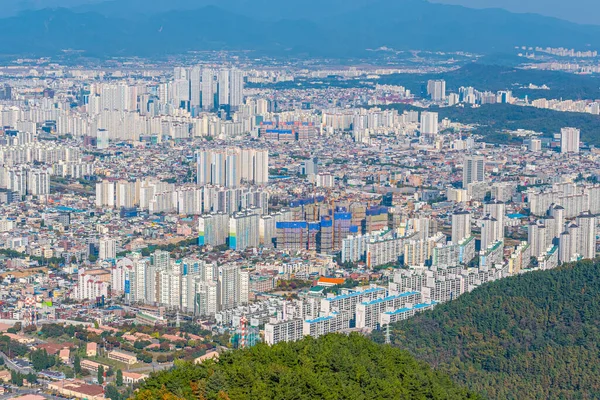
[11,371,23,386]
[105,384,120,400]
[74,354,81,375]
[30,349,54,371]
[116,369,123,387]
[26,372,38,384]
[134,333,480,400]
[382,259,600,400]
[98,365,104,385]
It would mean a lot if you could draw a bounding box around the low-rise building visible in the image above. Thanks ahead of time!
[107,350,137,365]
[48,380,105,400]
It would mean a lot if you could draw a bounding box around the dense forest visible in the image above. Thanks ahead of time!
[385,103,600,146]
[379,63,600,100]
[135,333,480,400]
[373,259,600,399]
[249,64,600,102]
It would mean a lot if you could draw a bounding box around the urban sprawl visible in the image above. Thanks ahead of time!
[0,59,597,399]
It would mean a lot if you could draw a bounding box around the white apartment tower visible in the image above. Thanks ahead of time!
[576,212,596,259]
[560,127,580,154]
[95,180,115,208]
[27,168,50,196]
[484,200,505,243]
[99,237,117,261]
[201,68,215,111]
[463,155,485,188]
[451,210,471,244]
[427,80,446,101]
[480,215,499,250]
[218,264,241,311]
[420,112,439,137]
[197,148,268,187]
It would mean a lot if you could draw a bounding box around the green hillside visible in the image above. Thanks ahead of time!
[134,333,480,400]
[374,259,600,399]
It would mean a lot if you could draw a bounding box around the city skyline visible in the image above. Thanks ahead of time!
[0,1,597,398]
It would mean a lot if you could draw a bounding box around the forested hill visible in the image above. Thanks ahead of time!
[374,259,600,400]
[134,333,480,400]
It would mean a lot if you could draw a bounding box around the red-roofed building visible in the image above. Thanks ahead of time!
[48,380,104,400]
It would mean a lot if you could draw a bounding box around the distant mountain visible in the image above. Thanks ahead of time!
[0,0,102,17]
[1,0,600,57]
[73,0,374,20]
[432,0,600,25]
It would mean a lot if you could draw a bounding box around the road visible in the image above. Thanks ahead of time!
[0,386,67,400]
[128,361,173,373]
[0,351,33,374]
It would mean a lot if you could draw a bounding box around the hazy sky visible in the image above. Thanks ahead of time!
[3,0,599,26]
[431,0,600,25]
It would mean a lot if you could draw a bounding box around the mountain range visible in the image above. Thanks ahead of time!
[0,0,599,57]
[432,0,600,25]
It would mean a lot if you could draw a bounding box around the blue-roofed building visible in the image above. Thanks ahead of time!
[303,311,351,338]
[320,286,387,327]
[356,291,423,329]
[380,302,437,326]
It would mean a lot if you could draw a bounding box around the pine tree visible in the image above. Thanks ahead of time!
[98,365,104,385]
[74,354,81,376]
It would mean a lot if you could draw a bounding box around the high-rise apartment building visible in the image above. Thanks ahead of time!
[116,180,136,209]
[229,69,244,109]
[528,222,547,258]
[217,69,230,107]
[201,68,215,111]
[197,148,268,187]
[549,204,565,241]
[229,211,260,251]
[427,80,446,101]
[484,200,505,244]
[451,210,471,244]
[560,127,580,154]
[198,213,230,247]
[420,112,439,137]
[218,264,240,311]
[96,180,115,208]
[27,168,50,196]
[463,155,485,188]
[189,66,201,111]
[99,237,117,260]
[576,211,596,259]
[480,215,499,250]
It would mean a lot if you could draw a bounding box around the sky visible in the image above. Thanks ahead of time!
[431,0,600,25]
